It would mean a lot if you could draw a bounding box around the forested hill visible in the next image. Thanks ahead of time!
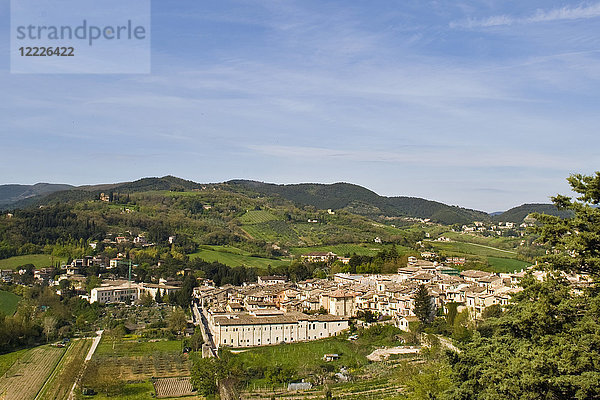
[1,177,572,226]
[226,180,490,225]
[2,176,200,210]
[0,183,73,207]
[494,203,573,223]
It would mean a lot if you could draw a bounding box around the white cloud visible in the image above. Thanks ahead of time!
[247,144,587,170]
[451,2,600,28]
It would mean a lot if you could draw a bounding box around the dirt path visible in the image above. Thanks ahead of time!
[85,330,103,361]
[68,330,103,400]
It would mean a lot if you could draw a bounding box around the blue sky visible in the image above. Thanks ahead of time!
[1,1,599,212]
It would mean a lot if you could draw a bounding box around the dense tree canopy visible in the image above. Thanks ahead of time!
[446,172,600,400]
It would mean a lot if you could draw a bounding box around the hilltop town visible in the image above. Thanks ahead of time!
[0,175,595,399]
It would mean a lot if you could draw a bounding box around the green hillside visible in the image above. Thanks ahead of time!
[0,254,64,270]
[0,183,73,208]
[189,246,290,269]
[226,180,490,225]
[0,290,20,315]
[495,203,573,222]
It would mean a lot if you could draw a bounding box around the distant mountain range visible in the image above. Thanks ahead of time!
[0,183,74,207]
[0,176,569,224]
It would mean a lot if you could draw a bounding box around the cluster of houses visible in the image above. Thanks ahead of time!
[193,257,581,349]
[6,256,184,304]
[460,221,534,236]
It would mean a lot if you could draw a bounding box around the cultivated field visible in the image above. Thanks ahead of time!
[0,254,64,270]
[88,380,203,400]
[154,377,195,398]
[241,378,405,400]
[84,337,191,396]
[243,221,301,244]
[239,210,279,224]
[0,348,27,377]
[0,345,65,400]
[0,290,20,315]
[37,339,92,400]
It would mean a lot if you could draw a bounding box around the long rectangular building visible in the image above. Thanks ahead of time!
[90,282,180,304]
[208,310,349,348]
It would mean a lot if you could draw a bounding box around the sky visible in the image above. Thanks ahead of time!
[1,0,599,212]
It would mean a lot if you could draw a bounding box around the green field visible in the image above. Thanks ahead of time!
[190,246,290,269]
[487,257,531,273]
[0,254,64,270]
[0,290,20,315]
[289,243,410,258]
[231,337,366,384]
[239,210,279,224]
[428,240,517,258]
[95,337,182,357]
[242,221,301,244]
[231,326,404,385]
[427,239,530,273]
[86,380,203,400]
[441,231,521,249]
[85,381,156,400]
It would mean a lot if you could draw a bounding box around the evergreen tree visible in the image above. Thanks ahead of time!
[446,172,600,400]
[413,284,433,325]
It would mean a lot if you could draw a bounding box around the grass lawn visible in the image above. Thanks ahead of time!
[189,247,290,269]
[95,337,182,357]
[0,254,64,270]
[0,290,20,315]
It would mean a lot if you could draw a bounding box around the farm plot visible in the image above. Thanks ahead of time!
[154,377,195,398]
[243,221,301,244]
[37,339,92,400]
[0,345,65,400]
[0,348,27,377]
[239,210,279,224]
[89,353,190,382]
[241,378,405,400]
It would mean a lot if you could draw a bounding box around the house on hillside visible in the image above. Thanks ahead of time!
[398,315,420,332]
[301,252,337,263]
[257,276,288,286]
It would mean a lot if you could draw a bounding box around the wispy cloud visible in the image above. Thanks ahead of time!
[451,2,600,28]
[247,144,587,171]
